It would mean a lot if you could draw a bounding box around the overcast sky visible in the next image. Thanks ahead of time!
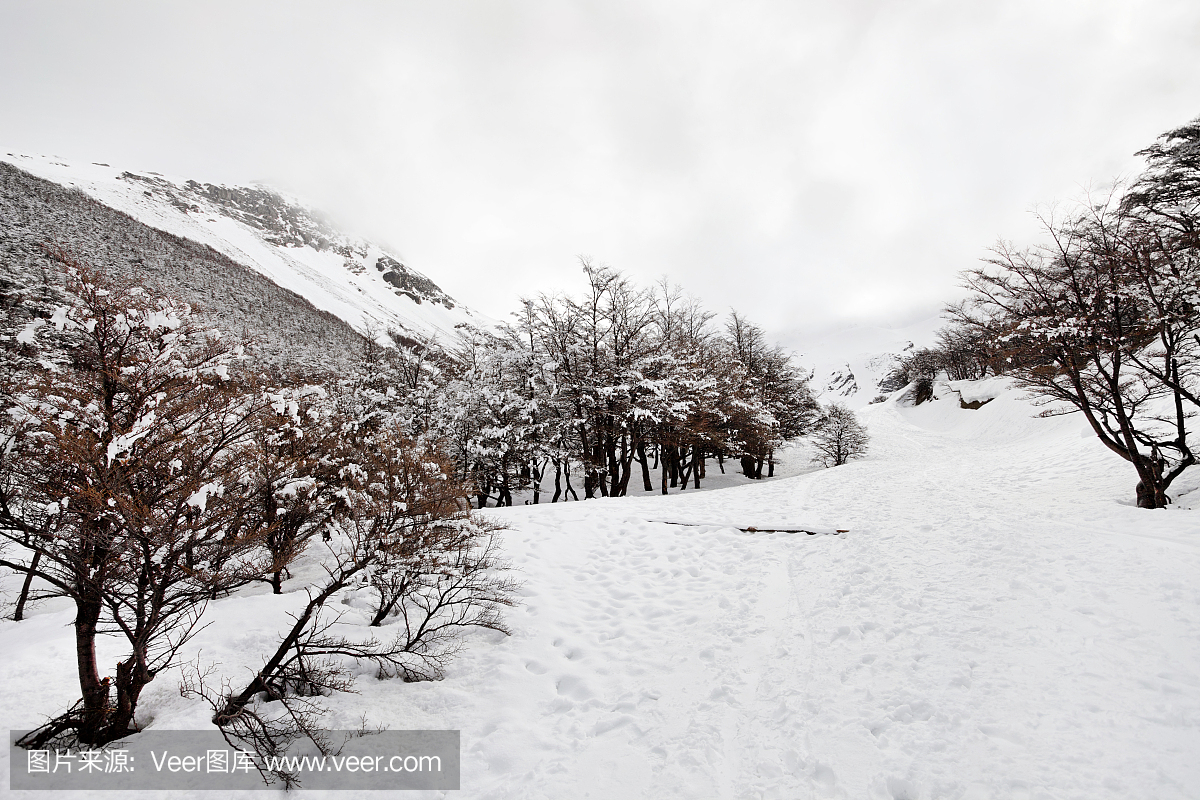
[3,1,1198,346]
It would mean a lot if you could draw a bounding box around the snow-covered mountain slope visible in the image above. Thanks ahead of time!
[790,316,943,409]
[1,152,489,344]
[4,378,1196,798]
[2,162,367,373]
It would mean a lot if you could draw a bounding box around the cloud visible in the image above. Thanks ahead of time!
[2,0,1198,343]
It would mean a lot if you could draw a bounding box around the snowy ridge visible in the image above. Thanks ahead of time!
[791,316,943,409]
[0,152,491,344]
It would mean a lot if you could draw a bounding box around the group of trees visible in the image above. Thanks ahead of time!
[0,218,871,767]
[7,115,1189,771]
[0,253,512,766]
[878,325,1001,406]
[0,249,853,770]
[364,262,829,506]
[936,118,1199,508]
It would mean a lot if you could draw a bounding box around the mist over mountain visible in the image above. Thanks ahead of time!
[3,152,937,402]
[785,317,942,409]
[1,153,488,354]
[1,162,372,374]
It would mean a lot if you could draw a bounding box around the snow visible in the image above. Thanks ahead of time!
[790,316,943,409]
[49,305,71,331]
[0,153,492,344]
[184,482,224,514]
[104,410,157,465]
[2,378,1198,798]
[15,318,44,344]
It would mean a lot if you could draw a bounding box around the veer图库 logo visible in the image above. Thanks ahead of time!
[9,729,460,791]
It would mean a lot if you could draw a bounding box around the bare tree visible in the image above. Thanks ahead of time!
[952,191,1194,508]
[810,404,869,467]
[1119,118,1200,413]
[184,424,515,787]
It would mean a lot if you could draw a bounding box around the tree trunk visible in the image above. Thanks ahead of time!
[1134,457,1168,509]
[74,595,108,744]
[616,447,634,497]
[606,435,622,497]
[740,455,756,479]
[636,441,653,492]
[216,572,351,723]
[614,436,632,497]
[107,651,153,737]
[677,446,693,490]
[530,459,545,505]
[13,548,41,621]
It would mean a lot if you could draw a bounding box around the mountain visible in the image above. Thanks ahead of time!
[2,151,936,402]
[786,316,943,409]
[0,153,488,348]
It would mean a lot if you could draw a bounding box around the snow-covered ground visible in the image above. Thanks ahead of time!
[3,378,1198,799]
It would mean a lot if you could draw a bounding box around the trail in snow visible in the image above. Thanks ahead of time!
[412,380,1199,799]
[1,379,1197,799]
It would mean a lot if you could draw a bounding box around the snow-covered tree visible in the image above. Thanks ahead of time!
[954,189,1195,508]
[1,254,519,754]
[947,117,1200,508]
[386,261,817,505]
[1120,117,1200,414]
[1,257,266,746]
[192,420,514,789]
[810,403,869,468]
[724,311,820,477]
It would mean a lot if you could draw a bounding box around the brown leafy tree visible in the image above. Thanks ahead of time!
[0,257,268,747]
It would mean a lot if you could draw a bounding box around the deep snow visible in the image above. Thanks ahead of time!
[2,379,1198,799]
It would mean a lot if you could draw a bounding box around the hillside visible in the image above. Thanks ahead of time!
[0,161,370,375]
[1,153,489,347]
[790,317,943,409]
[2,378,1196,798]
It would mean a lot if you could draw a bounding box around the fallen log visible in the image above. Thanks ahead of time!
[649,520,849,535]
